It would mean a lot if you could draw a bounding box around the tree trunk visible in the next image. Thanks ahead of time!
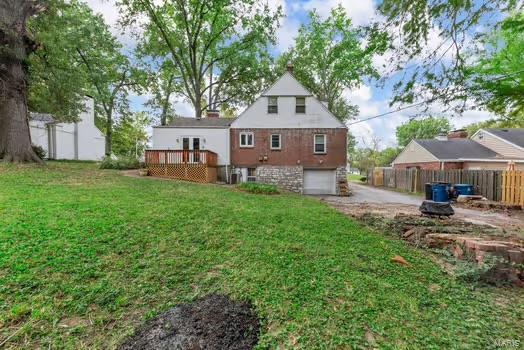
[0,45,42,163]
[105,111,112,156]
[0,0,43,163]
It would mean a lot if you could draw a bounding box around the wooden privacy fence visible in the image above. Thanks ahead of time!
[368,168,505,202]
[502,171,524,206]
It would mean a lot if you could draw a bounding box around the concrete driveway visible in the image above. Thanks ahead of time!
[321,182,524,233]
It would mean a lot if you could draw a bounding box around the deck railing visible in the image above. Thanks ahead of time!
[145,150,218,167]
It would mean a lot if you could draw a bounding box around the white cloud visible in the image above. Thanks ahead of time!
[301,0,376,26]
[85,0,119,28]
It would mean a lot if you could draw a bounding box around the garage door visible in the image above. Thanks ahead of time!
[303,170,336,195]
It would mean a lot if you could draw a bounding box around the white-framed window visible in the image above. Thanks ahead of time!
[296,97,306,114]
[240,132,254,148]
[247,168,257,182]
[314,134,326,154]
[270,134,281,150]
[268,96,278,114]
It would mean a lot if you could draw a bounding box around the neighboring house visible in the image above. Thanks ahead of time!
[150,65,348,195]
[29,97,105,161]
[392,128,524,170]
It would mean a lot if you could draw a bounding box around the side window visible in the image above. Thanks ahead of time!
[270,134,281,150]
[268,97,278,114]
[296,97,306,114]
[247,168,257,182]
[314,134,326,154]
[240,132,254,148]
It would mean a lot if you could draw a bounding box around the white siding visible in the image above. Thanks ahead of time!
[152,127,230,166]
[76,98,106,160]
[464,161,524,171]
[29,121,49,155]
[262,72,311,96]
[471,130,524,159]
[393,141,439,164]
[28,97,105,161]
[231,73,345,129]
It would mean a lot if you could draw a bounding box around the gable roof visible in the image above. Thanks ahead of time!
[483,128,524,149]
[155,117,235,128]
[261,71,312,96]
[415,139,500,160]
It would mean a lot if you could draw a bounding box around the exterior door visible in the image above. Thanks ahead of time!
[182,137,190,162]
[303,170,336,195]
[192,138,200,163]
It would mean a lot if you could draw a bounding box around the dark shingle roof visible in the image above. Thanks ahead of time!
[29,112,55,123]
[485,128,524,148]
[415,139,500,160]
[162,117,235,128]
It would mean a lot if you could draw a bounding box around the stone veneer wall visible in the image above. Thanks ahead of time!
[256,165,303,193]
[335,166,347,196]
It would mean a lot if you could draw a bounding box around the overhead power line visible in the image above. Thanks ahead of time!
[347,69,524,126]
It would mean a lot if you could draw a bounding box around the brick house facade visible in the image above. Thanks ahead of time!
[229,67,348,195]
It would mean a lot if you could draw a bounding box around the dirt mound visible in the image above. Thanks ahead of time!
[119,294,260,350]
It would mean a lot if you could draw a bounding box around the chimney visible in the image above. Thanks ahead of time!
[206,109,219,118]
[447,129,468,139]
[286,61,294,73]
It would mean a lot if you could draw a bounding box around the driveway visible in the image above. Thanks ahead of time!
[321,182,524,233]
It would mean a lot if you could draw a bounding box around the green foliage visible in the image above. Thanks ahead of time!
[282,6,387,122]
[120,0,282,119]
[0,162,522,348]
[396,117,452,147]
[238,182,279,195]
[378,0,521,112]
[112,112,151,157]
[466,13,524,122]
[31,144,46,159]
[99,156,140,170]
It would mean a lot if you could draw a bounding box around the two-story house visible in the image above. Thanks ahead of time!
[149,65,348,195]
[229,66,348,194]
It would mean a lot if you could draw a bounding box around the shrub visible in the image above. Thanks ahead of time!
[238,182,279,195]
[100,156,140,170]
[359,176,367,182]
[32,144,47,159]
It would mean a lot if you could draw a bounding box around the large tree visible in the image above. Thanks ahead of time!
[378,0,522,112]
[0,0,48,162]
[119,0,281,119]
[396,117,452,147]
[282,6,388,122]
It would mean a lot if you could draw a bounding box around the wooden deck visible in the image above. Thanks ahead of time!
[145,150,218,183]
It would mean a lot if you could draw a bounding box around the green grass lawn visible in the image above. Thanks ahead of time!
[0,162,522,349]
[347,174,365,183]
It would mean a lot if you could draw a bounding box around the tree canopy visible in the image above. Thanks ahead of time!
[282,6,387,122]
[396,117,452,147]
[119,0,282,119]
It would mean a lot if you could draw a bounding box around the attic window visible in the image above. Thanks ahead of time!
[268,97,278,114]
[296,97,306,114]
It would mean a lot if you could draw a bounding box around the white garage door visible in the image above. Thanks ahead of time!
[303,169,336,195]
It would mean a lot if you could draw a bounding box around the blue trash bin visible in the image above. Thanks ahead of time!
[454,184,474,196]
[432,184,449,202]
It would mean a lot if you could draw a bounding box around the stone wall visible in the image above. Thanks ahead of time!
[256,165,303,193]
[335,166,347,195]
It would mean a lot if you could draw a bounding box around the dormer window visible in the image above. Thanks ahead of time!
[268,97,278,114]
[296,97,306,114]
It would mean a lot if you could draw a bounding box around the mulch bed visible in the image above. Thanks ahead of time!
[119,294,260,350]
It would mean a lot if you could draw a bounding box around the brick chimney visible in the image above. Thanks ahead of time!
[447,129,468,139]
[206,109,219,118]
[286,61,294,73]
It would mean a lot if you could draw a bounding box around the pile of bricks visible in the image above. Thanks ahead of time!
[425,233,524,266]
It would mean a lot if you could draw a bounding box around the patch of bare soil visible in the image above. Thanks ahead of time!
[321,198,524,286]
[119,294,260,350]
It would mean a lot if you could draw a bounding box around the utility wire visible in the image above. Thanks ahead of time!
[347,69,524,126]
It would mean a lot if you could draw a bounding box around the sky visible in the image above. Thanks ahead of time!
[85,0,496,149]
